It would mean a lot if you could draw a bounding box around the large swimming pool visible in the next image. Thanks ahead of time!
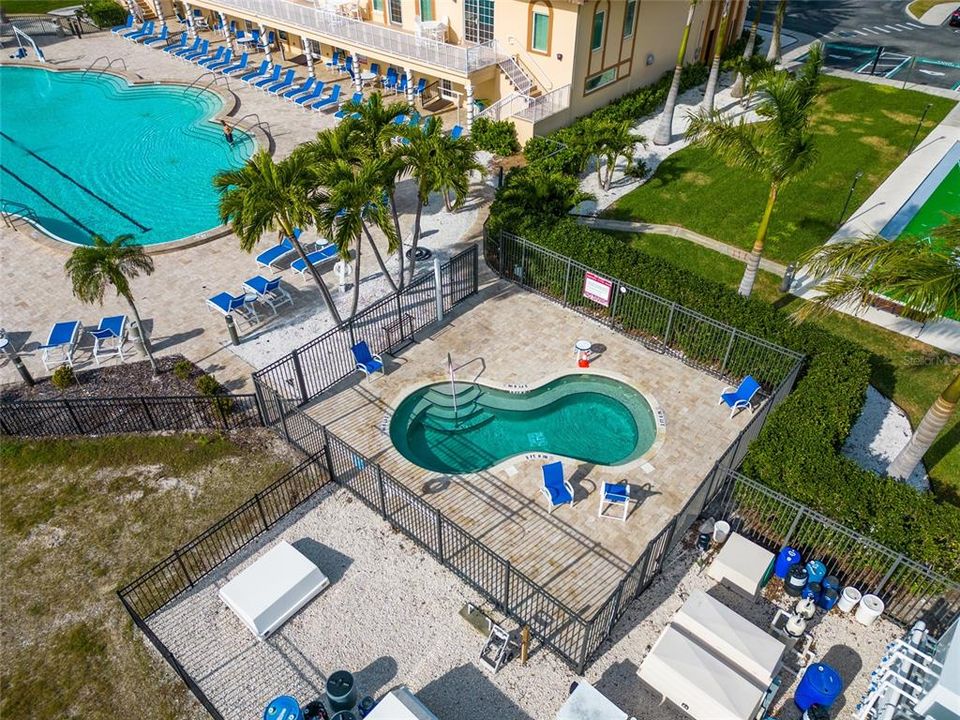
[390,374,659,474]
[0,66,253,246]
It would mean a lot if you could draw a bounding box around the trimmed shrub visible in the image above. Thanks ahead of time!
[172,359,194,382]
[470,117,520,156]
[195,374,222,396]
[83,0,128,28]
[486,215,960,578]
[51,365,76,390]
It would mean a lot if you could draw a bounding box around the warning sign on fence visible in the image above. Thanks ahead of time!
[583,271,613,307]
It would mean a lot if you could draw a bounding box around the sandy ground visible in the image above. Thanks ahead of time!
[148,483,900,720]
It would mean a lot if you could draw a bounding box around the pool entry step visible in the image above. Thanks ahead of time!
[417,383,494,432]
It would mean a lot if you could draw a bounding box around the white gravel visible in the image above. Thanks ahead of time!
[842,385,929,491]
[146,484,901,720]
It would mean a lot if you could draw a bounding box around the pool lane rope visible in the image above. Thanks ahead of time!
[0,131,151,234]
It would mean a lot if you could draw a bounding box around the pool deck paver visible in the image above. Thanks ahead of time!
[303,280,749,614]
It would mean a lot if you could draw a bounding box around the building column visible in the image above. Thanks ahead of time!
[465,80,474,130]
[152,0,164,22]
[405,67,414,106]
[184,2,195,37]
[259,23,272,63]
[304,39,315,77]
[218,11,229,39]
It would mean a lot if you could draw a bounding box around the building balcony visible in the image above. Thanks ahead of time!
[205,0,504,75]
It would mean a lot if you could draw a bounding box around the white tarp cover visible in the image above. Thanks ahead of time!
[638,625,767,720]
[555,681,628,720]
[672,591,784,685]
[365,688,440,720]
[707,533,775,598]
[218,540,330,639]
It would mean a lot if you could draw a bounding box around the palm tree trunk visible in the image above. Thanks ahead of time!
[766,0,787,63]
[702,0,731,112]
[653,0,697,146]
[739,182,778,297]
[123,294,158,375]
[406,194,426,285]
[887,371,960,481]
[732,0,763,98]
[362,224,399,292]
[291,238,343,327]
[389,191,405,290]
[349,239,362,319]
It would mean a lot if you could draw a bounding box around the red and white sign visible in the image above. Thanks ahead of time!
[583,271,613,307]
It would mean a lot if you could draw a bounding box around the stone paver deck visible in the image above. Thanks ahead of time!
[304,281,748,614]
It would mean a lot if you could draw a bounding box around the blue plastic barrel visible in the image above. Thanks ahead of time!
[822,575,840,592]
[264,696,304,720]
[775,547,801,578]
[806,560,827,584]
[795,663,842,711]
[819,587,840,611]
[802,582,822,603]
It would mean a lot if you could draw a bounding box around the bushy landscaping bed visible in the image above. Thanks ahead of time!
[486,213,960,579]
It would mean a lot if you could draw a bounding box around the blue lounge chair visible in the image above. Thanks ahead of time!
[173,11,187,27]
[265,68,296,94]
[251,65,281,88]
[540,462,574,513]
[238,59,270,82]
[39,320,82,370]
[121,21,151,39]
[181,39,210,62]
[382,67,398,90]
[111,14,133,33]
[172,37,202,57]
[220,53,250,75]
[243,276,293,314]
[412,77,426,100]
[351,341,383,379]
[324,50,341,69]
[255,229,307,269]
[290,244,338,278]
[196,46,225,67]
[140,24,169,45]
[207,49,234,71]
[281,76,315,100]
[206,291,259,324]
[258,31,275,51]
[369,63,380,77]
[395,74,408,96]
[598,482,634,522]
[719,375,762,418]
[89,315,127,366]
[294,82,325,106]
[334,92,364,119]
[342,55,354,78]
[161,33,188,53]
[392,114,408,126]
[449,125,464,140]
[311,84,342,111]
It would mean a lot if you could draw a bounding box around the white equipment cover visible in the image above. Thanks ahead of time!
[555,680,628,720]
[638,592,785,720]
[672,591,784,685]
[707,532,775,598]
[218,540,330,639]
[365,688,440,720]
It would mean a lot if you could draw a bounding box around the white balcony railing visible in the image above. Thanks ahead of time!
[207,0,503,73]
[476,84,570,124]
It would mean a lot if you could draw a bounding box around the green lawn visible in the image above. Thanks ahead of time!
[607,230,959,500]
[0,0,78,13]
[0,433,294,719]
[607,77,956,263]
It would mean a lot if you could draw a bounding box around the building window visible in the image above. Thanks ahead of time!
[585,67,616,93]
[530,6,549,54]
[388,0,402,24]
[591,9,605,52]
[464,0,494,43]
[419,0,433,21]
[623,0,636,38]
[372,0,383,11]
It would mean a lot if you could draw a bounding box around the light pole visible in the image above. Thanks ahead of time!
[837,169,863,228]
[908,103,933,156]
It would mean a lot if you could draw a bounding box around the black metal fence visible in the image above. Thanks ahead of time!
[253,245,478,411]
[709,469,960,634]
[486,230,804,392]
[0,394,262,436]
[1,15,65,37]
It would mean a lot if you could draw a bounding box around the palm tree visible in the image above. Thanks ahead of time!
[398,118,482,284]
[766,0,788,63]
[731,0,764,98]
[797,219,960,481]
[686,43,823,297]
[314,155,399,318]
[214,150,343,326]
[653,0,699,146]
[64,234,158,374]
[584,119,646,191]
[701,0,732,112]
[490,167,594,235]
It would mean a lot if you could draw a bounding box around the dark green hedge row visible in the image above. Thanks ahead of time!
[470,117,521,157]
[493,217,960,579]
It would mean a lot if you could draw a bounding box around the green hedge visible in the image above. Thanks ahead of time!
[471,117,520,156]
[490,217,960,579]
[83,0,127,27]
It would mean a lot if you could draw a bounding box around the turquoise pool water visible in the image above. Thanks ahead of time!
[0,66,253,245]
[390,374,658,474]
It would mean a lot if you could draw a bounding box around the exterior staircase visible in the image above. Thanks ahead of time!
[497,56,540,98]
[414,383,494,432]
[133,0,158,21]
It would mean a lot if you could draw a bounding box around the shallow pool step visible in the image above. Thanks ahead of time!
[423,384,481,408]
[421,409,494,433]
[423,401,483,422]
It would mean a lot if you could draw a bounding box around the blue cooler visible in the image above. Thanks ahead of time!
[264,696,304,720]
[775,547,801,578]
[795,663,842,711]
[806,561,827,584]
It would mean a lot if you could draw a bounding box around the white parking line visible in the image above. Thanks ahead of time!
[874,26,891,33]
[862,27,880,34]
[893,24,913,30]
[905,21,924,29]
[883,25,903,32]
[851,29,868,36]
